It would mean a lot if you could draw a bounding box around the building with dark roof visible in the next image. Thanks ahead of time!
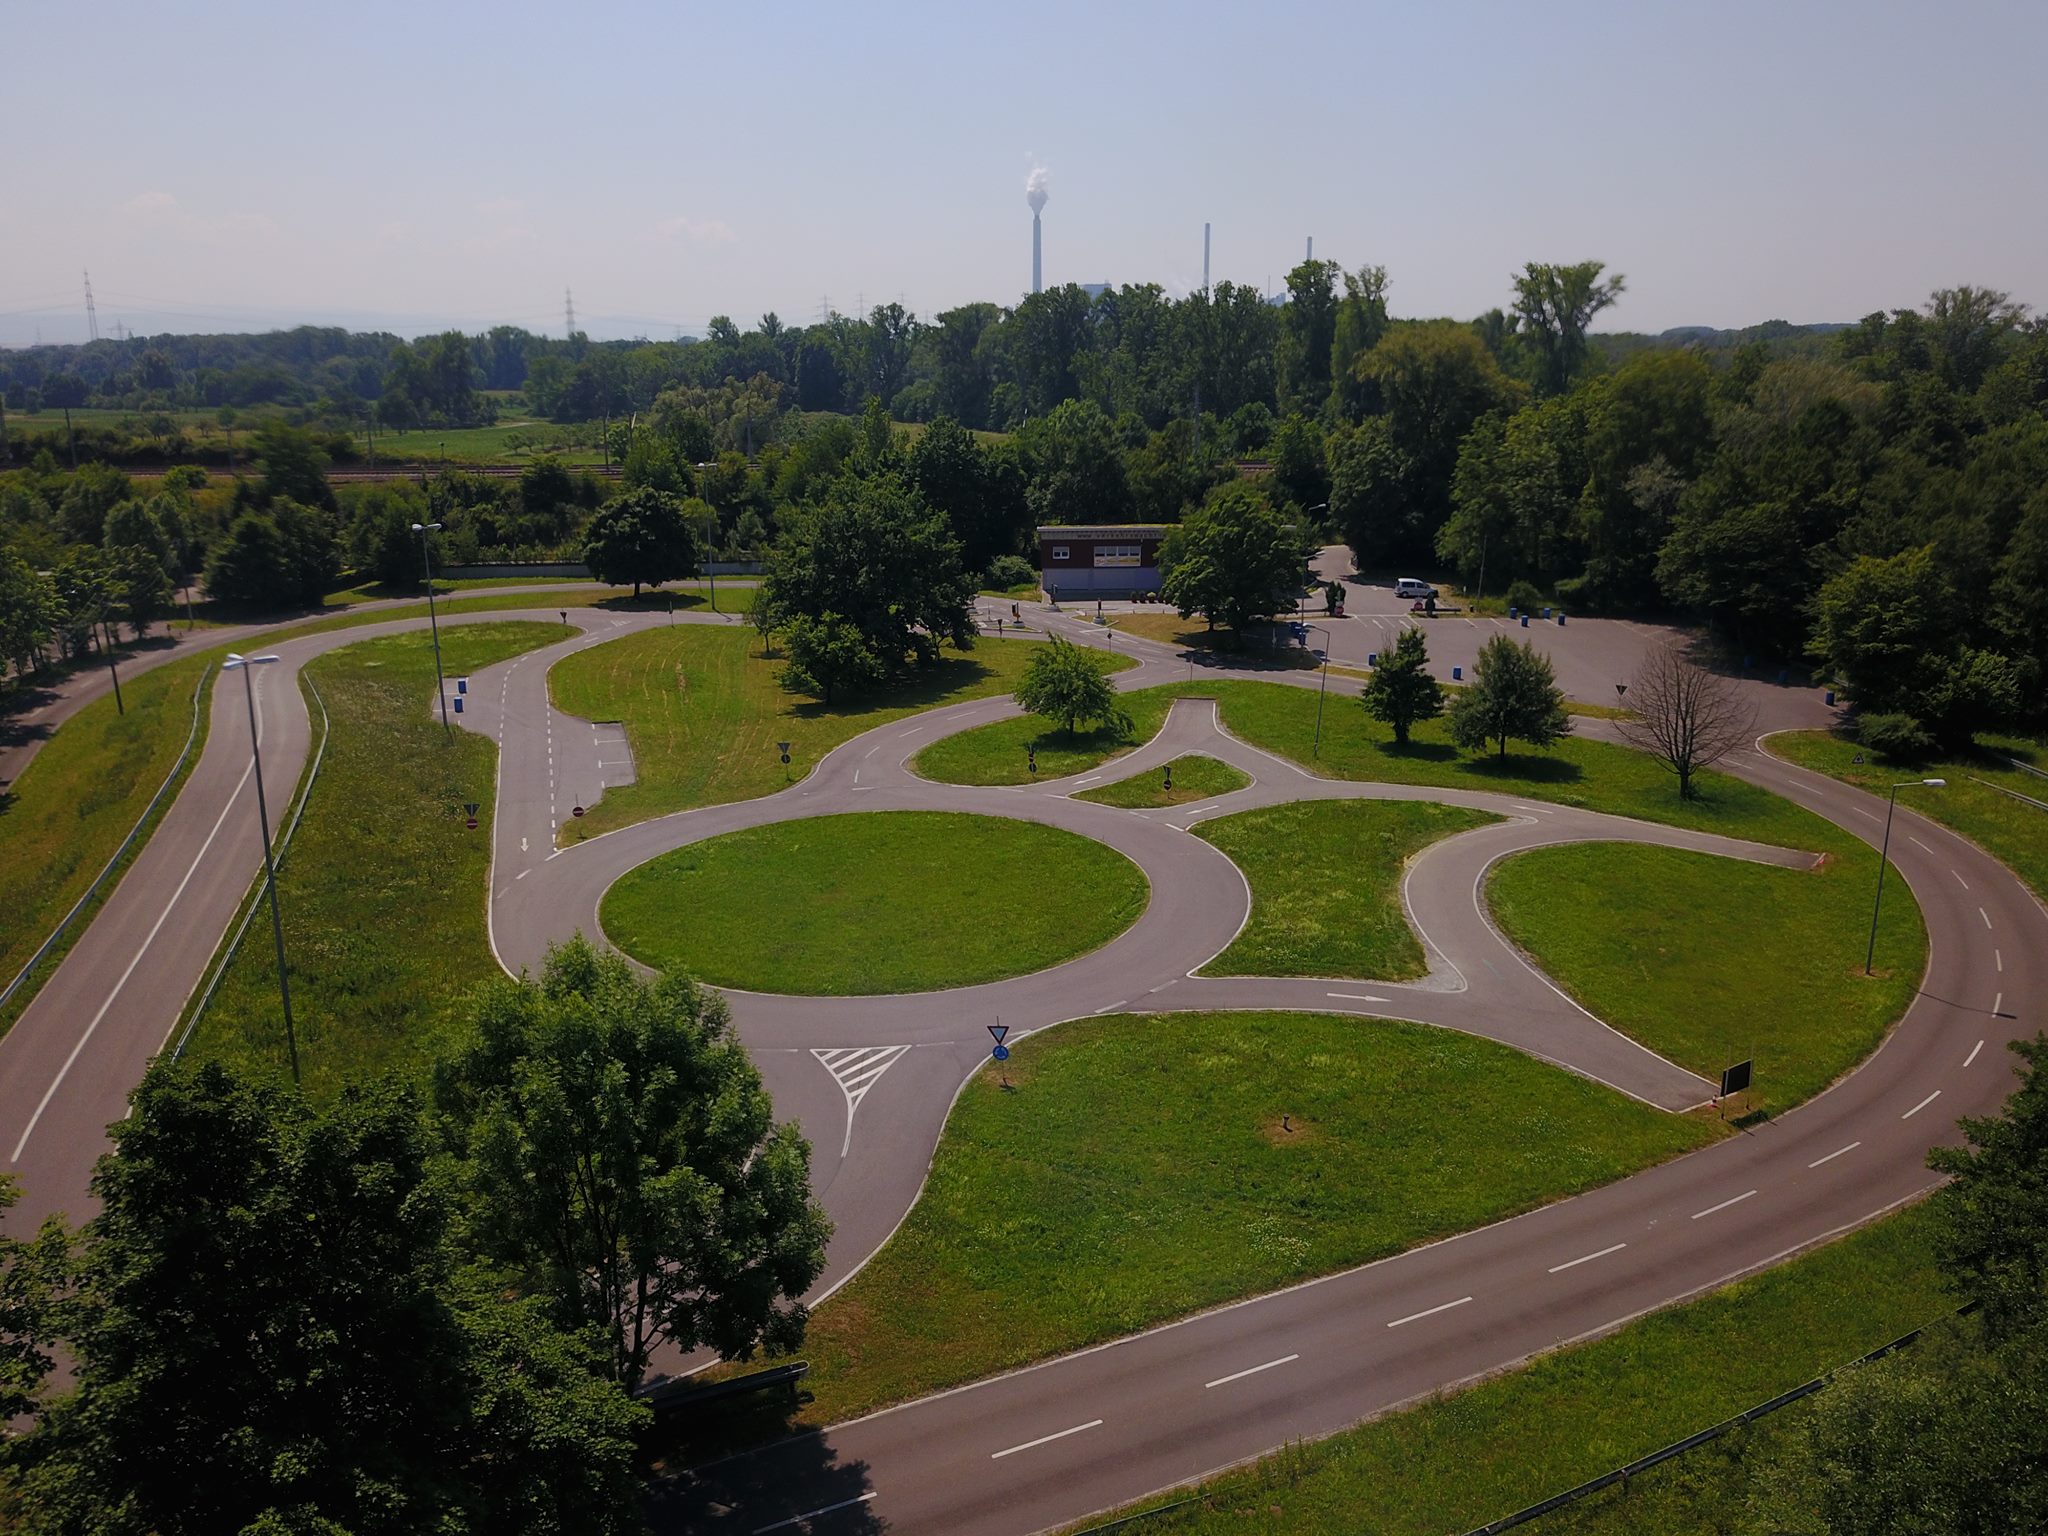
[1036,524,1171,601]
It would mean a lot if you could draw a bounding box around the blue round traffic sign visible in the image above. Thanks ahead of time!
[991,1044,1010,1062]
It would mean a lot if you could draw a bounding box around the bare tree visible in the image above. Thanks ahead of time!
[1615,645,1758,799]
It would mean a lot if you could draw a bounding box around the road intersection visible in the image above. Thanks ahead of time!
[1,587,2038,1536]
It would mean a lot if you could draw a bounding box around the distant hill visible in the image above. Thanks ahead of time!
[1591,319,1848,366]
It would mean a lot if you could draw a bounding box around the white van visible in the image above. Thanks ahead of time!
[1394,578,1437,600]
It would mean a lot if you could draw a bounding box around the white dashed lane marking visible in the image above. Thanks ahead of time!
[1205,1354,1299,1389]
[1808,1142,1860,1168]
[1548,1242,1626,1274]
[1387,1295,1472,1328]
[1691,1190,1757,1221]
[1903,1090,1941,1120]
[991,1420,1103,1460]
[1965,1041,1985,1068]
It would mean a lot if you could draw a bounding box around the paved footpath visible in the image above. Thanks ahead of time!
[2,593,2037,1536]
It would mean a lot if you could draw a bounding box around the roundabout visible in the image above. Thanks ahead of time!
[0,592,2037,1536]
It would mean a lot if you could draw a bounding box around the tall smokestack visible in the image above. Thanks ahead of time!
[1203,223,1211,291]
[1306,235,1313,263]
[1026,166,1050,295]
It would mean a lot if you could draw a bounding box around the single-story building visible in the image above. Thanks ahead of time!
[1036,524,1171,601]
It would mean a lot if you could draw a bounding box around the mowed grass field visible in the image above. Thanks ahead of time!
[1066,1202,1950,1536]
[1077,753,1250,808]
[0,651,216,1036]
[775,1010,1710,1425]
[912,682,1161,786]
[1193,800,1496,979]
[600,811,1149,994]
[1771,728,2048,903]
[549,627,1069,839]
[1489,843,1924,1115]
[184,622,571,1093]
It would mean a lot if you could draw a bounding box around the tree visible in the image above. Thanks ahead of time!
[1614,644,1759,799]
[0,550,59,678]
[434,938,830,1390]
[12,1062,646,1535]
[780,611,886,703]
[1360,626,1444,745]
[108,542,173,639]
[1448,633,1572,758]
[1015,635,1131,736]
[907,414,1028,574]
[1930,1035,2048,1341]
[1016,399,1134,526]
[1162,482,1304,636]
[581,487,700,597]
[0,1174,69,1426]
[251,419,337,512]
[1512,261,1626,395]
[1275,259,1341,415]
[204,512,291,609]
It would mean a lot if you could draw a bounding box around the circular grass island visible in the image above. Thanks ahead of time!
[599,810,1149,994]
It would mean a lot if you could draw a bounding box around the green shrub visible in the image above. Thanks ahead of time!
[985,554,1038,591]
[1858,712,1934,761]
[1505,578,1545,615]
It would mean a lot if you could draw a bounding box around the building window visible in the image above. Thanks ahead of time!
[1094,543,1141,568]
[1048,545,1070,561]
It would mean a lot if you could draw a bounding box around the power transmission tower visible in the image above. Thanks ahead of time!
[564,287,577,338]
[83,270,99,342]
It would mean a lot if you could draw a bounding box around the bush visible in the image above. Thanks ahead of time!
[1505,578,1545,615]
[985,554,1038,592]
[1858,712,1934,761]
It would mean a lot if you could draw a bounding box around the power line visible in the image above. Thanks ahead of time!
[564,286,576,338]
[82,270,99,343]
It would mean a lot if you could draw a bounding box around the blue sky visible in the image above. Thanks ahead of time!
[5,0,2044,344]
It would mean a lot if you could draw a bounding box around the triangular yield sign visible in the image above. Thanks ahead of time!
[987,1024,1008,1044]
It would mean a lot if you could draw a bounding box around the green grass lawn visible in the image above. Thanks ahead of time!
[775,1010,1711,1425]
[549,628,1063,840]
[0,652,215,1037]
[1489,843,1923,1116]
[1076,753,1250,808]
[1770,729,2048,903]
[183,622,571,1093]
[911,685,1160,787]
[355,420,608,466]
[1194,801,1496,979]
[599,811,1147,994]
[1068,1202,1950,1536]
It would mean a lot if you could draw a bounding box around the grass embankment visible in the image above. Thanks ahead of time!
[1076,754,1250,808]
[1194,801,1496,979]
[911,686,1163,787]
[600,811,1147,994]
[779,1010,1710,1425]
[1490,843,1922,1116]
[1771,729,2048,903]
[550,628,1074,839]
[1072,1202,1949,1536]
[0,653,216,1037]
[185,622,571,1094]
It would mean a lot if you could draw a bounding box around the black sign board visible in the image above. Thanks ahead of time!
[1720,1059,1753,1098]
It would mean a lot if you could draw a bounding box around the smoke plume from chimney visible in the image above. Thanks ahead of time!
[1025,165,1050,213]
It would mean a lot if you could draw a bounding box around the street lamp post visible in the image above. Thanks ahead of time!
[1866,778,1945,974]
[1305,622,1332,758]
[224,653,300,1084]
[412,522,450,737]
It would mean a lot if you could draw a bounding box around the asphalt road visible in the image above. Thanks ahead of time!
[2,582,2036,1536]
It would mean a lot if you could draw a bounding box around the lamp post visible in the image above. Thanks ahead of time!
[1304,622,1332,758]
[224,653,300,1084]
[1866,778,1945,974]
[411,522,450,737]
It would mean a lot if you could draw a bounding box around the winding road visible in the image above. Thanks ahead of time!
[0,579,2038,1536]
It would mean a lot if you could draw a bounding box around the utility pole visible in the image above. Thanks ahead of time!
[413,523,452,737]
[83,270,99,342]
[224,653,300,1084]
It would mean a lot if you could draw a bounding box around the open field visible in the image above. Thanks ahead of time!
[1068,1202,1949,1536]
[353,420,607,466]
[911,680,1158,787]
[550,628,1060,839]
[1076,753,1250,808]
[183,622,571,1094]
[1193,800,1496,979]
[773,1010,1711,1426]
[1490,843,1923,1116]
[0,652,215,1036]
[600,811,1148,994]
[1770,729,2048,903]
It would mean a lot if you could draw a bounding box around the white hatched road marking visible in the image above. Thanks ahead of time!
[812,1045,913,1157]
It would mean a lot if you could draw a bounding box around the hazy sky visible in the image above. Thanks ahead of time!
[6,0,2044,346]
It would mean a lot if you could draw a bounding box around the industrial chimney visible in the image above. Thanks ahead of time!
[1203,222,1211,292]
[1027,166,1050,294]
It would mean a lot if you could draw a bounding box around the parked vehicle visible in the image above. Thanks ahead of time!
[1394,578,1437,600]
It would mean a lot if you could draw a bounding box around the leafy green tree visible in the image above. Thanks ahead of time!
[1163,482,1304,636]
[907,415,1029,573]
[251,420,337,512]
[779,611,885,702]
[762,473,975,686]
[434,938,829,1390]
[0,1174,69,1425]
[1512,261,1626,395]
[101,499,172,569]
[1328,264,1392,420]
[1360,626,1444,745]
[1267,413,1330,515]
[55,462,132,545]
[581,487,700,598]
[1016,399,1134,526]
[346,484,434,588]
[1931,1035,2048,1341]
[1015,635,1131,736]
[12,1062,646,1536]
[0,550,59,677]
[1448,633,1572,758]
[107,543,172,638]
[1275,259,1341,415]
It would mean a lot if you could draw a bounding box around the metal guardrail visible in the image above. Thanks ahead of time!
[2005,755,2048,782]
[1069,1497,1202,1534]
[0,660,214,1014]
[640,1361,809,1420]
[172,670,330,1058]
[1460,1302,1977,1535]
[1971,774,2048,813]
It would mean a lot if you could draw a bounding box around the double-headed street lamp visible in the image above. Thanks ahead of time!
[412,522,450,736]
[1866,777,1945,974]
[224,653,301,1084]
